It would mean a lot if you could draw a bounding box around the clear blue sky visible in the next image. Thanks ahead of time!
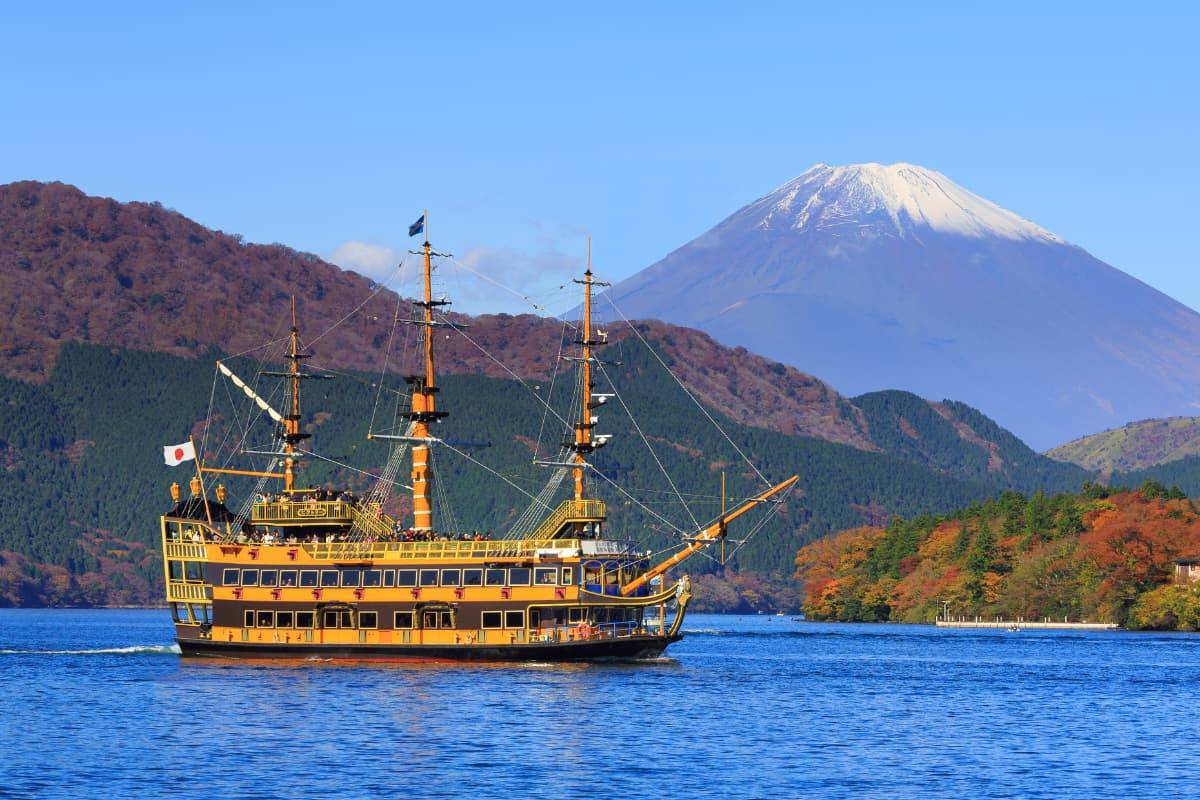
[3,3,1197,314]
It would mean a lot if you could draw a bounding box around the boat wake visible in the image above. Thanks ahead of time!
[0,644,181,656]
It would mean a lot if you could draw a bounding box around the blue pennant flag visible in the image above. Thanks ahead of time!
[408,214,425,238]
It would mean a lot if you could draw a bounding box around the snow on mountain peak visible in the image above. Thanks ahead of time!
[749,162,1063,243]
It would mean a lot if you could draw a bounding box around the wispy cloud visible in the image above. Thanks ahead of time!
[328,238,584,316]
[440,245,580,315]
[328,240,400,282]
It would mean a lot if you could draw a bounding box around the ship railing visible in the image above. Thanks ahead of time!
[528,499,607,540]
[166,581,211,601]
[300,538,584,561]
[348,504,396,539]
[251,500,374,525]
[527,620,643,643]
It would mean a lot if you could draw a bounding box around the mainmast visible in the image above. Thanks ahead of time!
[568,240,611,500]
[407,211,448,531]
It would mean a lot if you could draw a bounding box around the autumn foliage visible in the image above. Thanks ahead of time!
[796,483,1200,629]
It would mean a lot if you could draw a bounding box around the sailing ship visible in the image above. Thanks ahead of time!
[158,217,797,660]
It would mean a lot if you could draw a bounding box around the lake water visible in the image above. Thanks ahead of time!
[1,609,1196,799]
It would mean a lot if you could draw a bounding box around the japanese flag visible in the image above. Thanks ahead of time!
[163,440,196,467]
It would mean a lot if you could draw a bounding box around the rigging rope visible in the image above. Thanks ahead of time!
[603,294,771,489]
[593,358,700,532]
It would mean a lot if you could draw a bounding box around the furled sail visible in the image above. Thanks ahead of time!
[216,361,284,423]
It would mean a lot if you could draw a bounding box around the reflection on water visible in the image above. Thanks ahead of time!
[2,609,1198,799]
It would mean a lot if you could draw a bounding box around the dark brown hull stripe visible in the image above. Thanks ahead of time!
[178,634,680,661]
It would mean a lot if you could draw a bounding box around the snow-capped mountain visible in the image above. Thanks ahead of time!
[598,163,1200,450]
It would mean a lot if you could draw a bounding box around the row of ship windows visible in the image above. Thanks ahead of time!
[221,566,573,589]
[242,609,529,630]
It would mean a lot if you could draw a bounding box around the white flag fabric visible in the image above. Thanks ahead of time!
[163,440,196,467]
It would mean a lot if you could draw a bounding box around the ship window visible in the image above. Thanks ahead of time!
[561,567,573,585]
[260,570,278,587]
[244,610,256,627]
[583,562,601,585]
[299,570,318,587]
[397,570,417,587]
[320,570,340,587]
[419,569,439,587]
[462,569,483,586]
[323,611,339,628]
[341,569,361,587]
[280,570,298,587]
[276,611,294,628]
[568,608,584,624]
[440,611,452,628]
[185,562,204,582]
[508,568,530,586]
[360,612,378,629]
[363,570,382,587]
[339,611,352,628]
[441,569,461,587]
[222,568,239,586]
[394,611,414,629]
[257,611,274,628]
[383,570,396,587]
[534,567,557,585]
[422,611,438,629]
[485,569,506,586]
[242,569,259,587]
[296,611,315,628]
[168,560,184,581]
[504,610,525,629]
[481,611,503,629]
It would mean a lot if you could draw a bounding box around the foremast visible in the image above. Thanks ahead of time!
[407,212,448,531]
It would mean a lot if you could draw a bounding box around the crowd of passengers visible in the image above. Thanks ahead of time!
[174,524,495,545]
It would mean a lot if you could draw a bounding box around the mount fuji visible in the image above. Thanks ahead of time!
[599,163,1200,450]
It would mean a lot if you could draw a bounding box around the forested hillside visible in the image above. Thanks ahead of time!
[1047,416,1200,473]
[2,340,1054,607]
[795,482,1200,630]
[853,390,1088,490]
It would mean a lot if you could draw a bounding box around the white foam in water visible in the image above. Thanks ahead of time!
[0,644,180,655]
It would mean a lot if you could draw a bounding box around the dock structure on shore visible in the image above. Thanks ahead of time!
[936,620,1119,631]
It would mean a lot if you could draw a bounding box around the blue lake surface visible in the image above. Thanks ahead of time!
[1,609,1197,799]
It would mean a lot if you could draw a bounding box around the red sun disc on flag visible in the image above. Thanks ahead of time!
[174,448,185,461]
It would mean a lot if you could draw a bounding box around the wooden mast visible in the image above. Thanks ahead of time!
[573,240,595,501]
[283,297,302,492]
[409,209,443,531]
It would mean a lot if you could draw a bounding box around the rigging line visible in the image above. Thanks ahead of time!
[436,439,543,504]
[200,366,220,459]
[534,319,570,462]
[603,294,771,489]
[369,294,404,435]
[437,315,576,434]
[294,447,413,490]
[584,463,685,537]
[307,258,407,347]
[593,358,700,531]
[724,484,798,563]
[446,256,559,315]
